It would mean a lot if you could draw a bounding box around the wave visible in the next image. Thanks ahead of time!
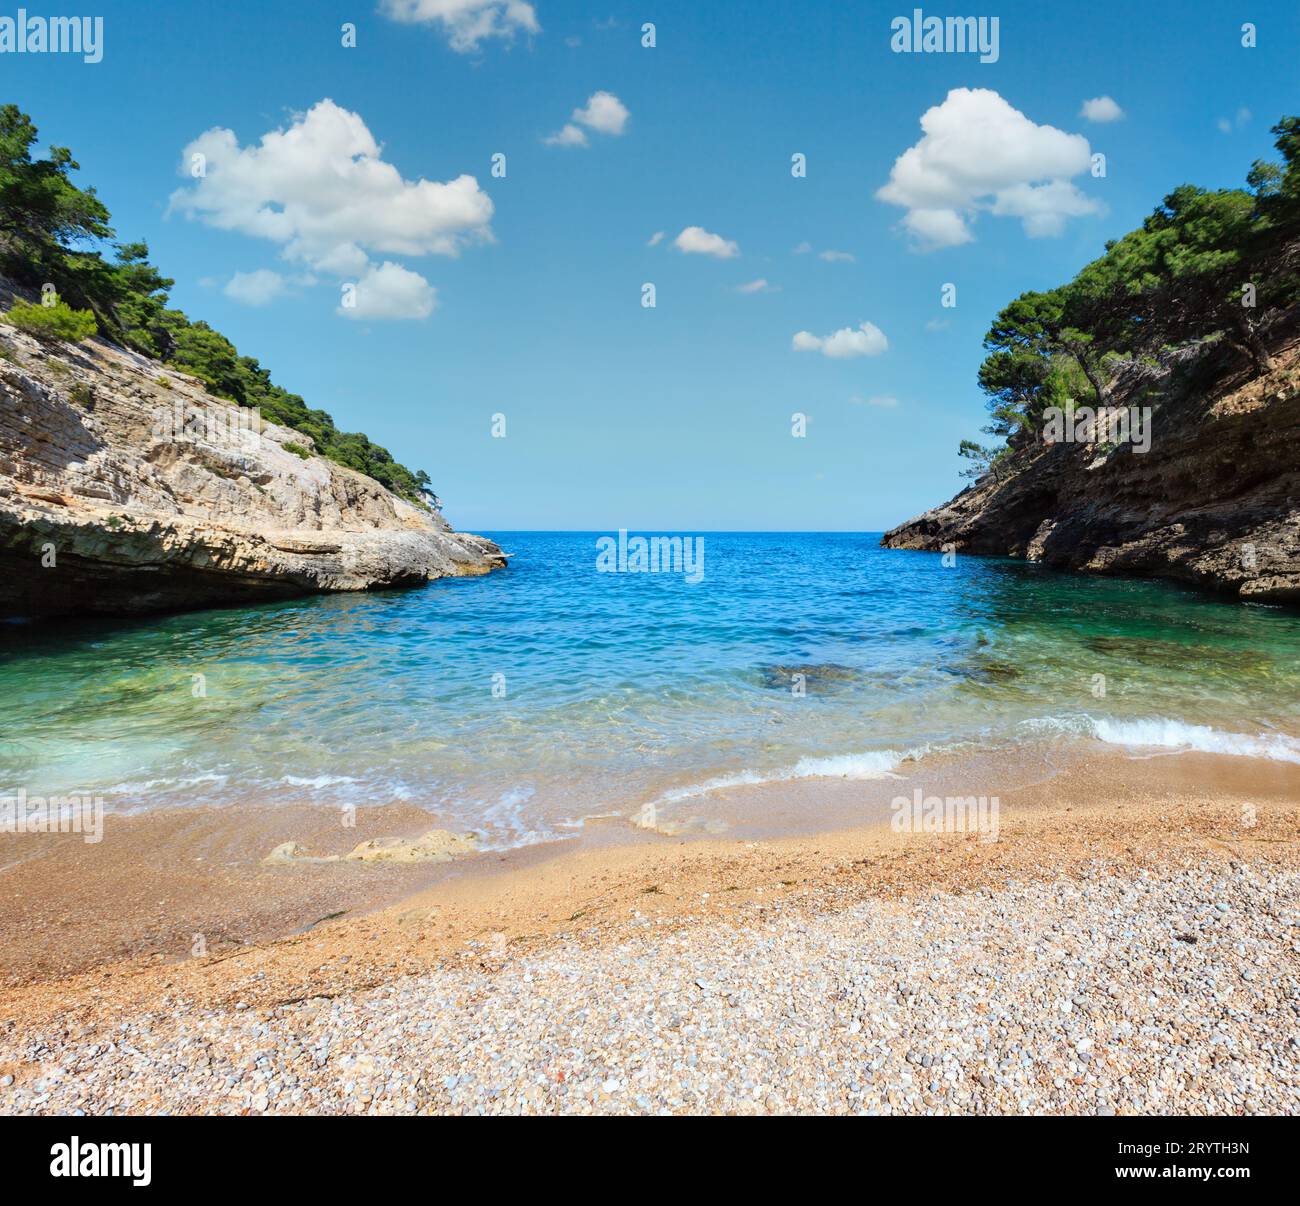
[279,774,364,789]
[648,747,911,807]
[1029,714,1300,764]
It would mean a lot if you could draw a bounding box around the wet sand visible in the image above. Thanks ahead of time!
[0,746,1295,1005]
[0,748,1297,1114]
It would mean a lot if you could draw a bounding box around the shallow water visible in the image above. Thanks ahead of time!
[2,533,1298,847]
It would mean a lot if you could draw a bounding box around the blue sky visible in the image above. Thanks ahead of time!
[6,0,1298,529]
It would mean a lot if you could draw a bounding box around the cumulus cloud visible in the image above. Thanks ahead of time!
[673,226,739,258]
[877,88,1101,249]
[792,322,888,359]
[647,231,665,247]
[545,90,629,147]
[1080,95,1124,123]
[171,100,493,267]
[339,262,437,321]
[990,178,1102,238]
[170,99,492,319]
[224,269,288,307]
[379,0,540,54]
[737,278,778,294]
[544,124,588,147]
[573,90,629,135]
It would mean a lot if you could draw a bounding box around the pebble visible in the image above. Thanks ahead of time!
[1,858,1296,1116]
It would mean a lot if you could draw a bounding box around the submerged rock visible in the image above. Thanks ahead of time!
[260,841,309,866]
[0,326,506,618]
[260,829,478,867]
[344,829,478,863]
[759,663,859,691]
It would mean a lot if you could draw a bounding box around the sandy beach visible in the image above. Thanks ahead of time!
[1,750,1296,1115]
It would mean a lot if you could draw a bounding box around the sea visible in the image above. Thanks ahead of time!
[2,532,1297,847]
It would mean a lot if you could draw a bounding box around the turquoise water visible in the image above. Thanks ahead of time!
[2,533,1298,846]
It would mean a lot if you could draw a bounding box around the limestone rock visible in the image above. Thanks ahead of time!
[260,842,310,866]
[0,325,506,617]
[882,341,1300,604]
[344,829,478,863]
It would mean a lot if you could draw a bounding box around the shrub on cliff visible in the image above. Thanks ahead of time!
[964,115,1300,469]
[1,298,97,342]
[0,104,436,507]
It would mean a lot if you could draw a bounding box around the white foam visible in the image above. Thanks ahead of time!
[790,750,907,779]
[468,783,560,850]
[653,769,771,806]
[1091,717,1300,763]
[279,774,363,788]
[650,748,908,807]
[102,772,229,795]
[1029,714,1300,764]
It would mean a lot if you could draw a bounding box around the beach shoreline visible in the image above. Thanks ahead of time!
[0,748,1297,1114]
[1,740,1293,986]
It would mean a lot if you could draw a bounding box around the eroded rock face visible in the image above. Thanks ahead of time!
[0,326,506,618]
[882,343,1300,605]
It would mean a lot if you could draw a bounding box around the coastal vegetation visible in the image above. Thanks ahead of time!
[960,115,1300,479]
[0,104,435,505]
[1,296,97,342]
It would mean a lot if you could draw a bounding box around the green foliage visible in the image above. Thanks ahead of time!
[0,105,435,505]
[2,297,97,341]
[958,439,1009,482]
[282,441,311,459]
[965,114,1300,470]
[0,104,111,293]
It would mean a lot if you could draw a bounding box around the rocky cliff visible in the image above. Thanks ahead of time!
[0,324,505,618]
[882,339,1300,604]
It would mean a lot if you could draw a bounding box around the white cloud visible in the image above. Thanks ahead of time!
[925,318,951,332]
[339,261,437,320]
[647,231,665,247]
[379,0,540,54]
[545,90,629,148]
[170,100,492,320]
[737,278,778,294]
[573,90,629,135]
[818,249,855,263]
[793,241,812,254]
[544,123,587,148]
[903,208,973,247]
[1218,107,1251,134]
[792,322,888,359]
[224,269,287,307]
[674,226,739,258]
[1080,95,1124,123]
[990,178,1101,238]
[876,88,1101,249]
